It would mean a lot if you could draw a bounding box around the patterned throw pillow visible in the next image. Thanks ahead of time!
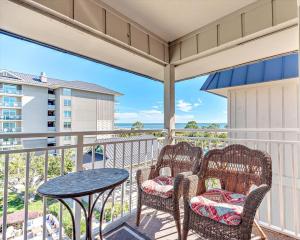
[189,189,246,225]
[141,176,174,198]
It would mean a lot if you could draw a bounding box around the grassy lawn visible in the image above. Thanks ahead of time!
[0,192,51,217]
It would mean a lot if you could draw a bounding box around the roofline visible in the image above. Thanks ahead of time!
[0,69,123,96]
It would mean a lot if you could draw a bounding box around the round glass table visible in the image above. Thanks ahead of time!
[37,168,129,240]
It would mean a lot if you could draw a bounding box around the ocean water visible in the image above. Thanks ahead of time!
[115,123,227,129]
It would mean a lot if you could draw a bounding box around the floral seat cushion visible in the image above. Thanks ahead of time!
[141,176,174,198]
[190,189,246,226]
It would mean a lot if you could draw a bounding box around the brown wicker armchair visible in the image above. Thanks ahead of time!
[182,144,272,240]
[136,142,203,239]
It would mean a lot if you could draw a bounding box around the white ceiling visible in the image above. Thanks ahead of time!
[101,0,258,42]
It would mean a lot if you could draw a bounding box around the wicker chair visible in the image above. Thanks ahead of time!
[136,142,203,240]
[182,144,272,240]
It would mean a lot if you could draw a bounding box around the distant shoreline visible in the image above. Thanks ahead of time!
[115,122,227,129]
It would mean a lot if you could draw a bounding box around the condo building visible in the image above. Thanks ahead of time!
[0,70,121,149]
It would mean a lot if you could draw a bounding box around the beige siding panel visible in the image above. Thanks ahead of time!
[244,1,273,36]
[181,36,197,59]
[106,12,129,44]
[219,15,242,45]
[130,26,149,53]
[273,0,297,25]
[149,37,164,61]
[170,43,181,62]
[197,27,218,53]
[32,0,73,18]
[74,0,105,32]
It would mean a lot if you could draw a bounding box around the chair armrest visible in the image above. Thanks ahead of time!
[241,184,270,226]
[182,174,199,201]
[136,165,156,187]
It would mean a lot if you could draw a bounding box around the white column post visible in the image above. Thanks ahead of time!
[164,64,175,144]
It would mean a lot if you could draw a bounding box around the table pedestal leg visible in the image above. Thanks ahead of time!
[58,199,76,240]
[65,188,115,240]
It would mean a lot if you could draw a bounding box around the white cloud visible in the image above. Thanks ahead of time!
[152,105,159,109]
[193,98,202,107]
[177,100,193,112]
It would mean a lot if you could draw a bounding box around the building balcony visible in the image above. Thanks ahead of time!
[47,115,56,121]
[48,93,56,100]
[0,101,22,108]
[47,126,56,132]
[48,104,55,110]
[47,137,56,143]
[0,89,23,96]
[0,138,21,146]
[0,115,22,120]
[0,127,22,133]
[0,129,298,240]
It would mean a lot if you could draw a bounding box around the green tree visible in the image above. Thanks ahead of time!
[204,123,220,129]
[131,121,144,130]
[184,121,199,129]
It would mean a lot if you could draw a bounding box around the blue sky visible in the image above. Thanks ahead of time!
[0,33,227,123]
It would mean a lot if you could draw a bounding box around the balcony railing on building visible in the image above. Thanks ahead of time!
[0,89,23,95]
[0,115,22,120]
[0,127,22,133]
[0,128,299,240]
[0,102,22,108]
[0,138,21,146]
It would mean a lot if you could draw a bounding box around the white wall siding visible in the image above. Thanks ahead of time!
[22,85,48,133]
[228,79,300,236]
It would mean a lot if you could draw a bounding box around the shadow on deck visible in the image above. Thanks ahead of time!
[127,207,295,240]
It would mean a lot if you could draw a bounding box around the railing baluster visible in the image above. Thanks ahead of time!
[92,145,95,170]
[121,142,125,217]
[24,152,30,240]
[75,134,84,240]
[59,149,65,240]
[278,143,284,231]
[111,143,116,222]
[129,142,133,213]
[151,139,154,166]
[138,140,141,165]
[42,150,49,240]
[2,154,9,240]
[291,143,299,236]
[145,140,148,166]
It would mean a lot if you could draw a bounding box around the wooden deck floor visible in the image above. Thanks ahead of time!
[127,207,296,240]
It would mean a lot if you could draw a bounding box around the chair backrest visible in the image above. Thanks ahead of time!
[154,142,203,177]
[199,144,272,195]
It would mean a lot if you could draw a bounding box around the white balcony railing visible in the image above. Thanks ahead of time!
[173,128,300,239]
[47,116,56,121]
[0,129,164,240]
[0,102,22,108]
[0,89,23,95]
[0,128,299,239]
[48,127,56,132]
[0,127,22,133]
[0,115,22,120]
[48,94,56,100]
[48,105,55,110]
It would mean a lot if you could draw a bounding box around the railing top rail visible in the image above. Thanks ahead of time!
[0,129,166,139]
[174,136,300,144]
[173,128,300,133]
